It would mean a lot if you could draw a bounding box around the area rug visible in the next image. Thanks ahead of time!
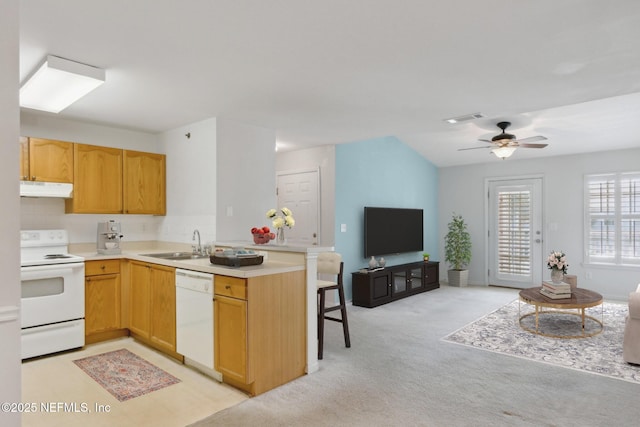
[442,300,640,384]
[73,349,181,401]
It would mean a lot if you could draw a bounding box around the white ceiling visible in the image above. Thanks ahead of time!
[19,0,640,167]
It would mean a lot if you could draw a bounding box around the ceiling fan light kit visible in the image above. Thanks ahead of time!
[492,146,516,159]
[458,121,549,160]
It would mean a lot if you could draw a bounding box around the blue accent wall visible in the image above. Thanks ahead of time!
[335,136,439,300]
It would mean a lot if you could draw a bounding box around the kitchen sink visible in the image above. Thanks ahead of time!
[141,252,210,261]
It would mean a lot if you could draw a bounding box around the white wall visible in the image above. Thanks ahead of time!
[439,147,640,300]
[276,144,336,246]
[158,117,217,246]
[19,113,163,244]
[216,118,277,241]
[0,0,22,424]
[21,112,157,151]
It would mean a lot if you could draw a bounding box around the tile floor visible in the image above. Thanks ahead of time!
[21,337,248,427]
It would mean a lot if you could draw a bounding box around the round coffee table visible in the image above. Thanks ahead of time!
[518,287,603,338]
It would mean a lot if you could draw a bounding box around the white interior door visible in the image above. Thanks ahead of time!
[276,169,319,245]
[488,178,543,288]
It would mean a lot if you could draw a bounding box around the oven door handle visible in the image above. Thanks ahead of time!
[21,262,84,280]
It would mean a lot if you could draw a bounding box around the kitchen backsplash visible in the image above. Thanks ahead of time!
[20,197,216,246]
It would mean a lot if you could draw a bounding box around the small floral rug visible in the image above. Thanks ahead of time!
[73,349,181,401]
[442,300,640,384]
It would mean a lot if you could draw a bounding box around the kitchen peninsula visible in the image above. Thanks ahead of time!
[215,241,334,376]
[76,240,332,396]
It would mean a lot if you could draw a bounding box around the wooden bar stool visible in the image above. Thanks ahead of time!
[317,252,351,360]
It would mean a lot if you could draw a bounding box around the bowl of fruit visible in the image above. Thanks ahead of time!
[251,226,276,244]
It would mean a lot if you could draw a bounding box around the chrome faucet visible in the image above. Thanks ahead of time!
[192,229,202,255]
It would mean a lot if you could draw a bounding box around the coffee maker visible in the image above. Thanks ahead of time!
[97,220,123,254]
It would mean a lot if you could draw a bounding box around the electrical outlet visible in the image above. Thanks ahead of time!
[340,224,347,232]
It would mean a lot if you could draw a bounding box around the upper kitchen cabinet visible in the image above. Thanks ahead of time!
[65,144,123,214]
[19,137,29,180]
[123,150,166,215]
[20,137,73,183]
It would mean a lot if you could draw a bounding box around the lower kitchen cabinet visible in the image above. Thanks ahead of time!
[129,261,151,336]
[149,265,177,352]
[85,260,127,344]
[128,260,178,358]
[214,270,306,396]
[214,292,247,383]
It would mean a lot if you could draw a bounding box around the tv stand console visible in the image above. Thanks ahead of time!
[351,261,439,308]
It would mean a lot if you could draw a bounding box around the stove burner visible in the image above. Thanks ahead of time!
[44,254,72,259]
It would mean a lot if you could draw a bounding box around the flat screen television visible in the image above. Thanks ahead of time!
[364,207,423,258]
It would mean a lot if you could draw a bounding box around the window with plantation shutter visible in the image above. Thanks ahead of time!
[585,172,640,266]
[497,190,531,276]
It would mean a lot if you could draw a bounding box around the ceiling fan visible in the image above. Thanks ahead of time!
[459,121,548,159]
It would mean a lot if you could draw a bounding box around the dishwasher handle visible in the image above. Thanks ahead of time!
[176,269,213,280]
[176,269,214,294]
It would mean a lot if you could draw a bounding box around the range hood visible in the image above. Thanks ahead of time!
[20,181,73,198]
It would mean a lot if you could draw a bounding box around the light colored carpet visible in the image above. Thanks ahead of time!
[191,285,640,427]
[443,300,640,384]
[73,348,181,401]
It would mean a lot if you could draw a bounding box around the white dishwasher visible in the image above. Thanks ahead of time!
[175,269,222,381]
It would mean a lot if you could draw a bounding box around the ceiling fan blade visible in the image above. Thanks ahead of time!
[517,143,548,149]
[517,135,547,143]
[458,146,492,151]
[478,138,493,143]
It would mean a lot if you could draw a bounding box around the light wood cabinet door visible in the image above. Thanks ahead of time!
[85,273,121,335]
[149,264,176,352]
[66,144,123,213]
[19,137,29,180]
[129,261,151,337]
[26,137,73,183]
[214,294,248,383]
[123,150,166,215]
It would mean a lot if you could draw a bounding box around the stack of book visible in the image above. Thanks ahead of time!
[540,281,572,299]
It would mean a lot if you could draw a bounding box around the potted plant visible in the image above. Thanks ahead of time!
[444,213,472,287]
[423,252,430,262]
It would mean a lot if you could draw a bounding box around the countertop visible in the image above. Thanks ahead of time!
[77,250,305,278]
[215,241,334,254]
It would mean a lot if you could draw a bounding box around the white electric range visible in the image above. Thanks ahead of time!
[20,229,85,359]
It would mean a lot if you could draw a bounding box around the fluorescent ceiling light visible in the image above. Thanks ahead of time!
[492,146,517,159]
[20,55,105,113]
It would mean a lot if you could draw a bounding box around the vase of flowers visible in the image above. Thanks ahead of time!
[266,207,295,245]
[547,250,568,284]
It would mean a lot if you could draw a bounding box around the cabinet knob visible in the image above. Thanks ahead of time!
[31,176,36,181]
[101,265,106,270]
[225,285,231,289]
